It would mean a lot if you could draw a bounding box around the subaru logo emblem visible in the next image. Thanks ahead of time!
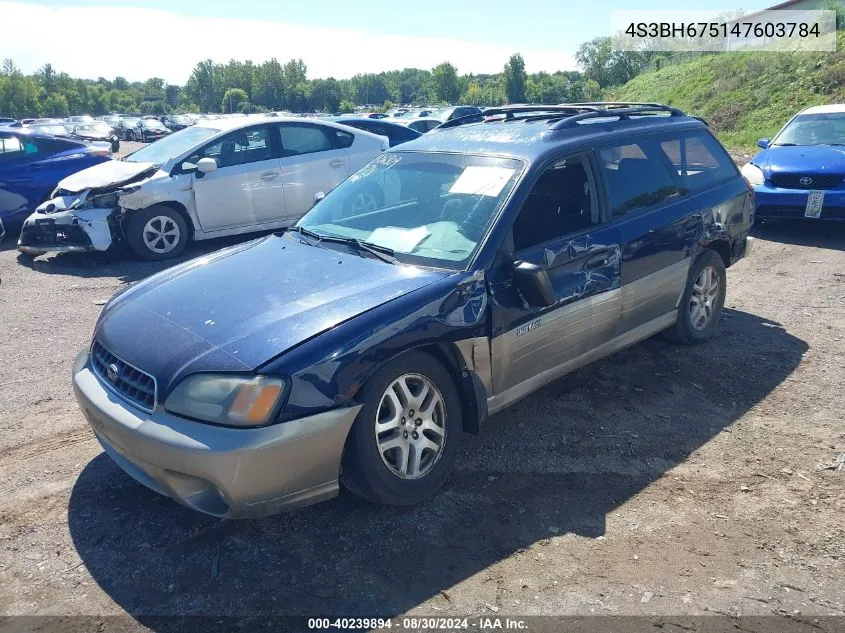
[799,176,813,186]
[106,363,119,382]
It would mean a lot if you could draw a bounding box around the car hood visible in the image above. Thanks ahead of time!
[57,160,158,193]
[753,145,845,174]
[95,235,449,394]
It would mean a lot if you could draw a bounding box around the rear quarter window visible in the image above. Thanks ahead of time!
[659,133,737,192]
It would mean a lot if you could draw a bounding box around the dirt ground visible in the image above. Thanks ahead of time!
[0,168,843,631]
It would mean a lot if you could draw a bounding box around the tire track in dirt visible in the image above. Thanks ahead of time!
[0,426,95,462]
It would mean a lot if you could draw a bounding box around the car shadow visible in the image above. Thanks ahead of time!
[67,309,806,628]
[752,219,845,251]
[12,233,274,283]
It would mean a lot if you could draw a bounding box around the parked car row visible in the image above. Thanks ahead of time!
[17,116,389,259]
[69,102,755,519]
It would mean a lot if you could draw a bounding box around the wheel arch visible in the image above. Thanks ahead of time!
[703,238,732,269]
[351,342,487,436]
[124,201,195,240]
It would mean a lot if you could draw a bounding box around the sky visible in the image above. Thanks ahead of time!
[2,0,775,84]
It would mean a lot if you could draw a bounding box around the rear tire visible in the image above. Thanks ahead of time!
[125,205,188,261]
[665,250,727,345]
[341,351,462,506]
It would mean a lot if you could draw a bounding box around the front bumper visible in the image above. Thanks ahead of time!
[18,198,113,255]
[754,185,845,221]
[72,349,360,518]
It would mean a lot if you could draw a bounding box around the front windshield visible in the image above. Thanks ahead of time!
[774,113,845,146]
[76,123,110,135]
[298,152,524,269]
[122,118,140,127]
[143,119,166,130]
[32,124,68,135]
[124,125,220,164]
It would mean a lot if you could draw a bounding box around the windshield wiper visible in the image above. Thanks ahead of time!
[275,225,321,246]
[773,142,798,146]
[307,233,397,264]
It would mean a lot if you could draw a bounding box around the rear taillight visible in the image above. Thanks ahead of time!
[89,147,111,158]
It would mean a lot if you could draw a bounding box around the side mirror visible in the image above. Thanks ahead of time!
[196,157,217,175]
[513,260,556,308]
[313,191,325,207]
[757,138,770,149]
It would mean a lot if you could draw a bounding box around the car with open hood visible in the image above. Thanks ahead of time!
[742,104,845,222]
[18,116,388,258]
[72,103,753,519]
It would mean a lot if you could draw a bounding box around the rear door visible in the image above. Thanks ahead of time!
[276,122,350,221]
[595,137,697,334]
[0,133,55,221]
[188,124,284,231]
[488,152,621,397]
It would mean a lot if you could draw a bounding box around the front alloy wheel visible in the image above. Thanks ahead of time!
[342,351,462,506]
[375,374,446,479]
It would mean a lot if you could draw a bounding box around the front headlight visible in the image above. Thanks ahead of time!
[165,374,287,427]
[741,162,765,186]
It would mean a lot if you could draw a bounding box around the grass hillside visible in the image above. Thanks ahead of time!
[611,34,845,151]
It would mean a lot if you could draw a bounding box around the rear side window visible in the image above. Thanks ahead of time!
[598,142,680,218]
[278,124,333,156]
[0,135,24,161]
[659,133,736,192]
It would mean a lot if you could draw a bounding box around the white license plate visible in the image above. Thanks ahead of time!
[805,190,825,218]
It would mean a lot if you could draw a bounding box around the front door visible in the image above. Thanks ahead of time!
[189,125,284,232]
[488,153,622,401]
[276,123,350,221]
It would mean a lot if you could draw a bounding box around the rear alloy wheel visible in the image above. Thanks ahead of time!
[666,250,727,345]
[126,205,188,261]
[342,351,462,505]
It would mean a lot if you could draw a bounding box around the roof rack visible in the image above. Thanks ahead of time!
[437,102,687,131]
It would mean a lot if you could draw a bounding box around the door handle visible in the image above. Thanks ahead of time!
[259,171,279,180]
[584,251,612,270]
[328,159,345,167]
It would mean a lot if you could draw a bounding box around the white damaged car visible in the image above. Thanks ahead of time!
[18,117,388,260]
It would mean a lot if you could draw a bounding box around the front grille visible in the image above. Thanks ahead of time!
[90,340,157,412]
[769,173,843,189]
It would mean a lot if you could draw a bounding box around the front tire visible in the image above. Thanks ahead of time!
[666,250,727,345]
[341,351,462,506]
[125,205,188,261]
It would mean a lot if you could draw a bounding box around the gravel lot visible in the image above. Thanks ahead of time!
[0,155,843,631]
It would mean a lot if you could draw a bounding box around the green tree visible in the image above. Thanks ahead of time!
[575,37,654,88]
[184,59,217,112]
[503,54,527,103]
[460,82,483,105]
[309,78,343,112]
[431,62,460,103]
[42,92,69,117]
[254,58,285,110]
[221,88,248,113]
[338,99,355,114]
[164,84,180,110]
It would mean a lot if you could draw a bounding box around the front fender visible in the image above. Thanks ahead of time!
[263,271,491,425]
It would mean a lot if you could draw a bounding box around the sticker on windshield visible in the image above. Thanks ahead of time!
[368,226,430,252]
[449,166,515,196]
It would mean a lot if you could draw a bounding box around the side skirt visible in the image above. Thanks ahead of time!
[486,310,677,416]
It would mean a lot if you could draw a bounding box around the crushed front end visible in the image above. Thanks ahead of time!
[18,190,118,255]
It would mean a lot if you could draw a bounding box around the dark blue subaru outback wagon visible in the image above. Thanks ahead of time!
[73,103,754,518]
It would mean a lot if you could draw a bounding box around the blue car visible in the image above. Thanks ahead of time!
[741,104,845,222]
[72,103,753,518]
[0,128,111,236]
[332,117,422,147]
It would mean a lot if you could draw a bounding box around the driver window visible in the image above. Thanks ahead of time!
[512,155,599,252]
[183,127,271,170]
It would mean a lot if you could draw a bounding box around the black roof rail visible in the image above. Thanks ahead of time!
[550,103,687,130]
[438,104,601,130]
[437,102,688,130]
